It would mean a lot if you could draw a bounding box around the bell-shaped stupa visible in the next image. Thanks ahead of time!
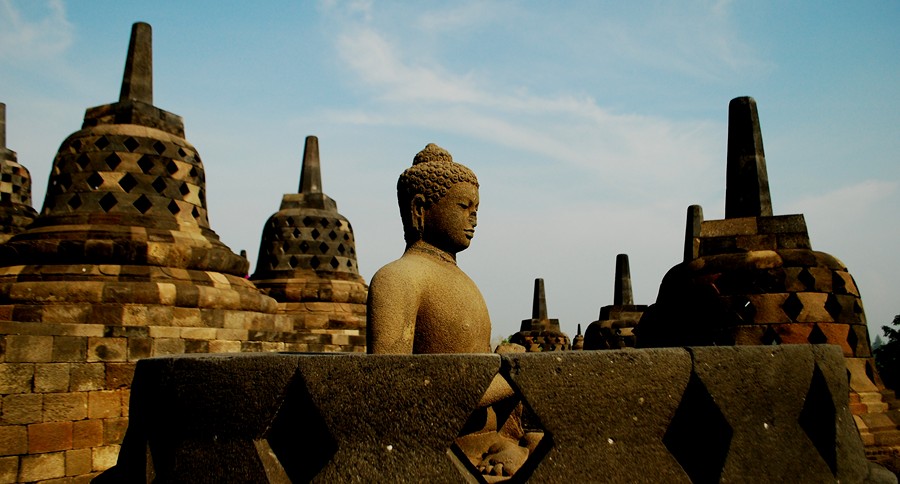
[509,278,570,351]
[0,23,276,325]
[584,254,647,349]
[0,103,38,243]
[250,136,367,340]
[638,96,898,457]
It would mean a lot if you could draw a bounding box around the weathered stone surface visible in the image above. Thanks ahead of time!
[99,348,880,482]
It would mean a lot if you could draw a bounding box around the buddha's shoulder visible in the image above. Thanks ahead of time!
[370,256,435,286]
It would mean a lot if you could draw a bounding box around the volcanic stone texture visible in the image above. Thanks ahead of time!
[98,346,886,482]
[0,103,38,244]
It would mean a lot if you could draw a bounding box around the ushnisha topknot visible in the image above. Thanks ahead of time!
[397,143,479,245]
[398,143,479,206]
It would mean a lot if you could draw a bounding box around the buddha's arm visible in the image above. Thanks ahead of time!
[366,264,419,354]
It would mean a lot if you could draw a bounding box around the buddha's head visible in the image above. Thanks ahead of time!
[397,144,480,254]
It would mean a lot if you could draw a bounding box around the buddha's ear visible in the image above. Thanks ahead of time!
[411,194,427,239]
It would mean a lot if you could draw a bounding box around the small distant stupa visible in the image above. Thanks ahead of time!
[509,278,570,351]
[0,103,38,243]
[250,136,367,347]
[583,254,647,349]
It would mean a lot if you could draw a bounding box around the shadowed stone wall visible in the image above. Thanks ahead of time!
[98,346,888,483]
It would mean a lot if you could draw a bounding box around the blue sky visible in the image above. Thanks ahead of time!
[2,0,898,343]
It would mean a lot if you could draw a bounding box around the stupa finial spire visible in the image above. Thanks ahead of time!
[119,22,153,104]
[614,254,634,306]
[725,96,772,218]
[299,136,322,194]
[532,278,548,320]
[0,103,6,153]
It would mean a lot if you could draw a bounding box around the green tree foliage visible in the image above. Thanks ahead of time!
[873,315,899,391]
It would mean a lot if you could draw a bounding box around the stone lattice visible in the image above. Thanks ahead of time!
[250,135,367,345]
[0,103,38,244]
[637,96,900,464]
[509,279,570,351]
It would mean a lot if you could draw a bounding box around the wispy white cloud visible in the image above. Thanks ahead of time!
[0,0,73,61]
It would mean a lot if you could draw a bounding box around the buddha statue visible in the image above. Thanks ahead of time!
[367,144,533,479]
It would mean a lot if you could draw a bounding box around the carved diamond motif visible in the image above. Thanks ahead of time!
[99,193,118,212]
[86,173,104,190]
[663,372,732,483]
[799,364,836,475]
[783,293,803,321]
[105,153,122,170]
[133,195,152,214]
[807,324,827,344]
[123,137,140,152]
[118,173,138,193]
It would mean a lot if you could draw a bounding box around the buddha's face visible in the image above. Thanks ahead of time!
[422,182,479,254]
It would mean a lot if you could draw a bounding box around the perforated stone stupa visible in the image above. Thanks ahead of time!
[250,136,367,349]
[638,96,900,461]
[583,254,647,350]
[0,22,276,326]
[509,278,570,351]
[0,103,38,244]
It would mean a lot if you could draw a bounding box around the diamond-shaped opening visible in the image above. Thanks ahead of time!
[281,241,291,253]
[309,256,320,269]
[189,166,198,178]
[198,188,206,204]
[329,257,339,269]
[166,160,179,175]
[343,233,350,241]
[98,193,118,212]
[303,216,313,227]
[311,229,320,240]
[285,216,295,226]
[152,177,167,193]
[178,147,187,158]
[133,195,153,214]
[76,154,91,170]
[94,136,110,150]
[138,155,155,174]
[105,153,122,170]
[179,182,191,196]
[153,141,167,154]
[798,268,816,290]
[865,360,876,383]
[87,172,104,190]
[67,194,82,210]
[450,372,550,482]
[831,272,847,295]
[762,326,782,345]
[289,256,299,269]
[734,296,755,323]
[52,174,72,194]
[807,324,828,344]
[71,139,82,151]
[264,374,337,482]
[191,206,200,219]
[167,200,180,215]
[118,173,138,193]
[337,244,346,254]
[328,230,338,241]
[853,300,864,315]
[268,255,279,271]
[318,242,329,253]
[292,228,301,239]
[847,326,859,354]
[346,260,353,268]
[123,137,140,152]
[783,293,804,321]
[320,217,329,228]
[799,364,837,476]
[299,241,310,253]
[664,372,732,483]
[824,294,842,320]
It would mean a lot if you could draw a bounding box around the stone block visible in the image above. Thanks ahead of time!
[127,337,152,360]
[89,391,122,419]
[0,363,34,394]
[148,326,180,338]
[151,338,185,356]
[69,363,105,392]
[28,421,73,453]
[18,451,65,481]
[66,448,93,476]
[88,305,124,326]
[41,304,91,325]
[701,217,758,237]
[2,393,42,424]
[52,336,87,362]
[5,335,53,362]
[73,419,103,449]
[121,305,150,326]
[180,327,217,340]
[207,340,241,353]
[0,456,17,484]
[0,425,27,455]
[34,363,71,393]
[184,339,209,353]
[757,214,807,234]
[92,444,120,472]
[105,363,135,389]
[171,307,201,327]
[43,392,88,422]
[104,417,129,445]
[87,337,127,362]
